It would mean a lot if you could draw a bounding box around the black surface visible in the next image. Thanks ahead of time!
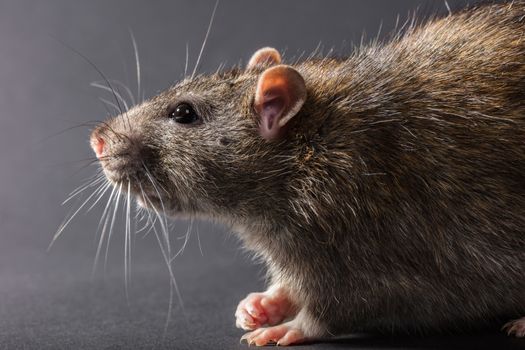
[0,0,523,349]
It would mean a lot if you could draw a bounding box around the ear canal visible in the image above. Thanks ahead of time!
[254,65,307,141]
[247,47,281,69]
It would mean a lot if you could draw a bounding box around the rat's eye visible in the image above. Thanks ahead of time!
[168,103,199,124]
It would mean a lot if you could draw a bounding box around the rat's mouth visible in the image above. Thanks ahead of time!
[98,159,182,214]
[100,171,179,213]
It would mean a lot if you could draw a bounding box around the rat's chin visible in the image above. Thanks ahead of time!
[99,167,182,214]
[102,168,132,185]
[135,193,180,214]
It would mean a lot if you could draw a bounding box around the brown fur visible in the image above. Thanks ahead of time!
[93,1,525,337]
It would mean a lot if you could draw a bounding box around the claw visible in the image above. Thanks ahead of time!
[235,287,296,332]
[241,323,305,346]
[502,317,525,338]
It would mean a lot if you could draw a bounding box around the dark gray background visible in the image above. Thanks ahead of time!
[0,0,523,349]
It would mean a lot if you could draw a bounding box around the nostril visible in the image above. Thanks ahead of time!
[91,136,105,158]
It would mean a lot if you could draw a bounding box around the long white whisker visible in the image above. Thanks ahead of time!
[55,39,124,114]
[144,194,186,335]
[139,169,187,334]
[49,183,105,251]
[87,181,112,212]
[112,80,136,107]
[104,182,123,269]
[151,219,177,336]
[129,30,142,104]
[94,79,136,107]
[90,82,130,112]
[142,164,170,233]
[137,207,157,235]
[137,182,158,238]
[184,42,189,78]
[124,181,131,304]
[191,0,219,79]
[195,218,203,256]
[134,204,149,233]
[144,171,171,258]
[170,218,194,263]
[66,171,104,196]
[142,213,158,238]
[92,183,118,276]
[62,173,105,205]
[99,97,121,115]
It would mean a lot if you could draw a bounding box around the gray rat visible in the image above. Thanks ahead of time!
[89,1,525,346]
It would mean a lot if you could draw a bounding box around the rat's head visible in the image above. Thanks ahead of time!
[90,48,308,219]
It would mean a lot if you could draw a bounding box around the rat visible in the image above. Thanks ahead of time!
[89,1,525,346]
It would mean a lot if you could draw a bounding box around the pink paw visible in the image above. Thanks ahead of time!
[235,287,296,331]
[503,317,525,337]
[240,323,306,346]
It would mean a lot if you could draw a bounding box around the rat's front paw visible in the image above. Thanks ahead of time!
[503,317,525,337]
[235,286,297,331]
[240,322,305,346]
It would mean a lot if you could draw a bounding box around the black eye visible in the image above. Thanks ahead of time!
[168,103,199,124]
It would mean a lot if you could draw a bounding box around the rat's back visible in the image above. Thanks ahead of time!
[265,0,525,338]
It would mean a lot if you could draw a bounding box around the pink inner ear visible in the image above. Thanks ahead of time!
[260,97,285,139]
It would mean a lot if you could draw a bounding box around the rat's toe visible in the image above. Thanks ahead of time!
[236,292,268,330]
[240,323,306,346]
[235,308,257,330]
[503,317,525,337]
[235,287,297,330]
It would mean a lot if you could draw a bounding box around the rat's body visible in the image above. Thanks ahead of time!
[90,2,525,345]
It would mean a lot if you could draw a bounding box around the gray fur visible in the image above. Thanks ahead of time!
[92,1,525,338]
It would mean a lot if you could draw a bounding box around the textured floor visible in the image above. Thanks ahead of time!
[1,228,524,350]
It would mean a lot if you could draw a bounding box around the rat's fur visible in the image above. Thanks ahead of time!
[93,1,525,339]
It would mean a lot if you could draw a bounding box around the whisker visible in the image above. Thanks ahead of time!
[191,0,219,79]
[104,182,123,270]
[129,29,142,104]
[95,79,137,107]
[112,80,136,107]
[92,82,135,133]
[142,213,158,238]
[124,181,132,304]
[63,172,105,205]
[99,93,118,119]
[49,180,106,251]
[136,182,158,238]
[92,183,118,276]
[97,120,129,142]
[45,157,100,169]
[134,204,149,233]
[136,206,157,236]
[68,160,107,179]
[86,181,112,212]
[142,192,187,336]
[140,165,189,333]
[184,42,189,78]
[53,37,124,115]
[195,218,203,256]
[91,82,130,112]
[94,79,137,106]
[37,121,102,145]
[143,170,170,242]
[99,97,122,115]
[170,218,194,263]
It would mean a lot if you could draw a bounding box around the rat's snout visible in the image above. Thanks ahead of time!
[90,121,157,184]
[90,131,106,158]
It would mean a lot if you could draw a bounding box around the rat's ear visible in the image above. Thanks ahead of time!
[247,47,281,69]
[254,64,306,141]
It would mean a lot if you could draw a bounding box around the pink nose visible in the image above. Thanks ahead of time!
[91,135,105,158]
